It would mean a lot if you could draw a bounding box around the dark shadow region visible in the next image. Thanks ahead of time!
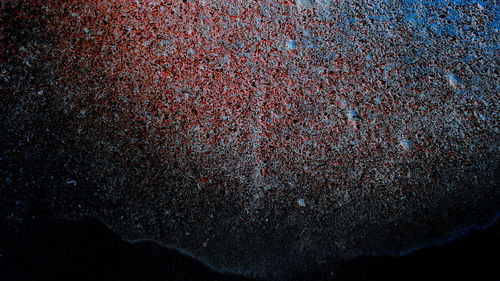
[0,215,498,281]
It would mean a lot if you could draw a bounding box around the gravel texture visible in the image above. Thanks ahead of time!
[1,0,499,278]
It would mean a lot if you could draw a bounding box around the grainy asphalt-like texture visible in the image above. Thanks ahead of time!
[1,0,499,278]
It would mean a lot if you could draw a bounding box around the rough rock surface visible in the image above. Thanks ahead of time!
[1,0,499,278]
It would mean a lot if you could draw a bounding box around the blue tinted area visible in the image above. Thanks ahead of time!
[490,4,500,31]
[401,0,465,36]
[333,0,497,59]
[358,0,498,59]
[367,0,497,34]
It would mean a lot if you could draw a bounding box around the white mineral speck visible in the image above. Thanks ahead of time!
[286,39,297,50]
[296,0,314,9]
[446,73,460,88]
[399,139,413,151]
[65,179,77,186]
[347,110,360,122]
[297,198,306,207]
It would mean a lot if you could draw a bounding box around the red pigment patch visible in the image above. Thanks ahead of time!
[36,1,413,193]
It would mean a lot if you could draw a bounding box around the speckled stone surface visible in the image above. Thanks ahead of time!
[1,0,499,278]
